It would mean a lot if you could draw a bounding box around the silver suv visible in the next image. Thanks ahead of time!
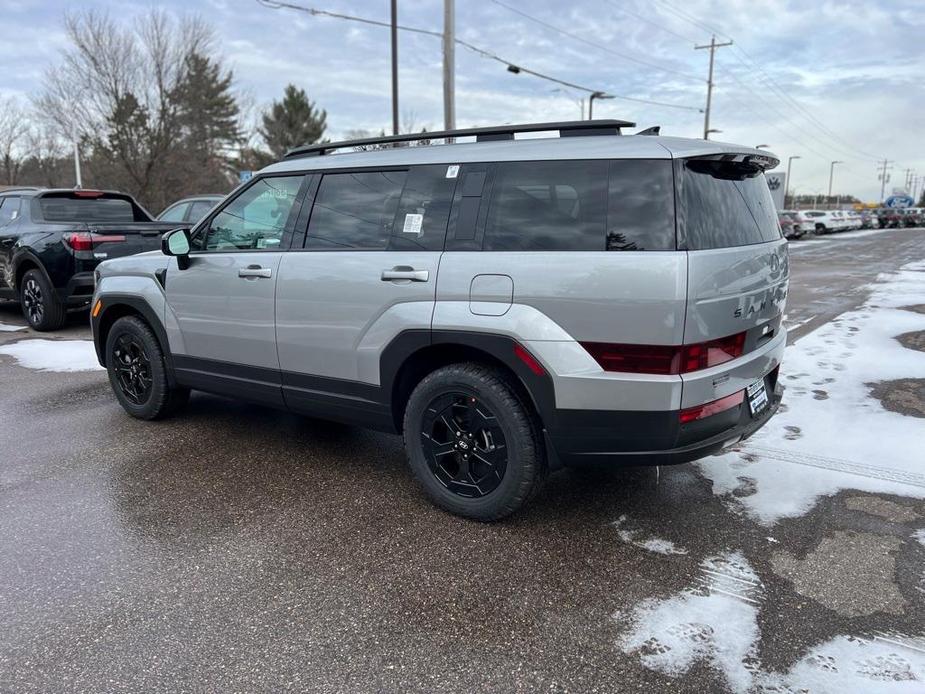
[91,121,787,520]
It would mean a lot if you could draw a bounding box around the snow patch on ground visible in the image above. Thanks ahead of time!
[698,259,925,525]
[618,552,925,692]
[915,529,925,547]
[756,633,925,693]
[616,552,761,692]
[0,321,27,332]
[0,339,103,372]
[610,515,687,555]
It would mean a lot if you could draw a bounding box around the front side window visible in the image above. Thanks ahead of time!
[305,171,407,250]
[679,159,781,250]
[484,161,608,251]
[201,176,304,251]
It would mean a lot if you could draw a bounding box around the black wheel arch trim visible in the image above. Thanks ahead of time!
[11,249,54,291]
[92,294,177,387]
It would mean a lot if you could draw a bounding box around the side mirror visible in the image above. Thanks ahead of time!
[162,228,191,270]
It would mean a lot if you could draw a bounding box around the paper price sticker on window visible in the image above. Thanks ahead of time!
[446,165,460,178]
[402,213,424,236]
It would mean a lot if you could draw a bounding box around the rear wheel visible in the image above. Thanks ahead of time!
[20,269,66,331]
[403,363,546,521]
[105,316,189,420]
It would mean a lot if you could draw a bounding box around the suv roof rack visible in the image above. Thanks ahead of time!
[285,119,637,159]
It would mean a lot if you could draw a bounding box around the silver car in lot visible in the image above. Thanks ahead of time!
[90,121,787,520]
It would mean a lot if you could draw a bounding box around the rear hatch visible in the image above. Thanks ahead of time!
[677,155,788,407]
[37,190,176,260]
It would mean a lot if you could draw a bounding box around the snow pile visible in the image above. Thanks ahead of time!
[617,552,761,692]
[698,259,925,525]
[0,321,27,332]
[610,515,687,555]
[0,339,104,372]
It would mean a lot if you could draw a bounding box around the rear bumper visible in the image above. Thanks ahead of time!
[61,272,96,307]
[547,371,783,468]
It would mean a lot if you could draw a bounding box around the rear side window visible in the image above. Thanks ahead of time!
[607,160,675,251]
[39,196,137,223]
[306,171,408,250]
[389,165,455,251]
[159,202,189,222]
[484,161,608,251]
[679,159,781,249]
[187,199,216,222]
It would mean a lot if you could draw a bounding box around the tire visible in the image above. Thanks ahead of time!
[20,268,66,331]
[105,315,189,420]
[815,223,827,234]
[402,362,546,521]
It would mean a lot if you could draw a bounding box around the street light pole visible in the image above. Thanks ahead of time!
[390,0,398,136]
[588,91,613,120]
[786,155,801,208]
[73,141,82,189]
[827,160,843,199]
[695,35,733,140]
[442,0,455,132]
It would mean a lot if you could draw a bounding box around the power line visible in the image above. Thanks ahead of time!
[650,0,882,162]
[255,0,703,112]
[603,0,701,44]
[489,0,703,83]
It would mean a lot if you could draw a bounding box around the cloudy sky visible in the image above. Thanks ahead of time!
[2,0,923,201]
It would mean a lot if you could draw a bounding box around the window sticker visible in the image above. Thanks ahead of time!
[402,213,424,236]
[446,165,460,179]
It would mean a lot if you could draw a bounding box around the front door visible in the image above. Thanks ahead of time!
[276,165,456,424]
[165,174,308,405]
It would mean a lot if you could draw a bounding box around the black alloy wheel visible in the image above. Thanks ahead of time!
[421,391,508,498]
[111,333,154,405]
[21,277,44,326]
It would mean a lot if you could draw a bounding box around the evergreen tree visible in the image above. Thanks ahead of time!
[259,84,326,158]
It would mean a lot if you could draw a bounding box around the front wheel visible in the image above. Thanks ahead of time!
[403,363,546,521]
[105,316,189,420]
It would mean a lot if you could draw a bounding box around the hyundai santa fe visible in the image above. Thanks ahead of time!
[91,120,788,520]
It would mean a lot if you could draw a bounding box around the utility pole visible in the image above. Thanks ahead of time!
[785,155,801,208]
[443,0,455,132]
[878,159,892,203]
[390,0,399,136]
[695,35,733,140]
[73,141,82,189]
[902,167,912,190]
[827,160,843,198]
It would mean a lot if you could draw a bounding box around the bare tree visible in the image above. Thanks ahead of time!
[0,96,30,185]
[35,10,216,206]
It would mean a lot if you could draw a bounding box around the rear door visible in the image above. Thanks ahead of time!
[276,165,455,419]
[676,156,788,404]
[164,174,309,405]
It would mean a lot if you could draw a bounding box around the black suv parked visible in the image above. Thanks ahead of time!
[0,188,178,330]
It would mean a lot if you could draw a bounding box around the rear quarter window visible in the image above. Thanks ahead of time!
[483,159,675,251]
[678,159,782,250]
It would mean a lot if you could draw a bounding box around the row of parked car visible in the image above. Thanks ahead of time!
[777,208,924,239]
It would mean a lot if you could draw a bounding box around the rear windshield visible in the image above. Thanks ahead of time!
[678,159,781,249]
[39,196,144,223]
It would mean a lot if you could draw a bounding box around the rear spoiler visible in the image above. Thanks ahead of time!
[684,152,779,172]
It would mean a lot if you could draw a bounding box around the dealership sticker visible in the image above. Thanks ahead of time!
[446,164,460,178]
[402,213,424,236]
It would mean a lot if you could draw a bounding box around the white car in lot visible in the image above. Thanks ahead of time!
[803,210,848,233]
[781,210,815,235]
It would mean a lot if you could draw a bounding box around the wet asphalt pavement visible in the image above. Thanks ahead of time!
[2,228,925,692]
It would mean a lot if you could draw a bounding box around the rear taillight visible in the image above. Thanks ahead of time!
[581,331,747,375]
[679,390,744,424]
[63,232,126,252]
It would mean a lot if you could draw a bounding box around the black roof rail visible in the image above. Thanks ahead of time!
[285,119,636,159]
[637,126,661,136]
